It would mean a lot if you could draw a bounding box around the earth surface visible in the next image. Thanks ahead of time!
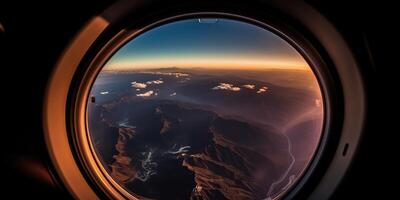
[87,67,323,200]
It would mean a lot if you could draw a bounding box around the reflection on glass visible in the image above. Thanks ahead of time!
[87,18,324,200]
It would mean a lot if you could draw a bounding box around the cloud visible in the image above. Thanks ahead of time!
[242,84,255,89]
[146,79,164,85]
[256,86,268,94]
[136,90,154,97]
[139,71,189,78]
[172,73,189,78]
[100,91,109,95]
[213,83,241,92]
[131,81,147,89]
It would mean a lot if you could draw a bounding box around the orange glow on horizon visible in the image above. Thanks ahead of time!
[104,57,310,71]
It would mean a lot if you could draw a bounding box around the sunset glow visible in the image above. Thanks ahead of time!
[105,57,308,71]
[103,18,309,71]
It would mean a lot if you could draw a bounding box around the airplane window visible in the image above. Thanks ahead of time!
[86,17,324,200]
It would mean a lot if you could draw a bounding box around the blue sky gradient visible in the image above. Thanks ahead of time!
[104,18,308,70]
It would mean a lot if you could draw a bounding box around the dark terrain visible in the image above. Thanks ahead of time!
[88,68,323,199]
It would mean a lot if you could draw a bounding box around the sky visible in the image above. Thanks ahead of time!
[104,18,310,71]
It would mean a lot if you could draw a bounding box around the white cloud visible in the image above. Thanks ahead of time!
[136,90,154,97]
[173,73,189,78]
[146,79,164,85]
[213,83,241,92]
[131,81,147,89]
[139,71,189,78]
[170,92,177,96]
[256,86,268,94]
[242,84,255,89]
[100,91,109,95]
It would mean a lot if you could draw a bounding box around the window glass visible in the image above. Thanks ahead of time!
[87,18,324,200]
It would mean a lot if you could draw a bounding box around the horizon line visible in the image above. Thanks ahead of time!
[101,65,313,72]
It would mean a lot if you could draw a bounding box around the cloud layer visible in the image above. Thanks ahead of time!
[146,79,164,85]
[131,82,147,89]
[138,71,189,78]
[136,90,154,97]
[257,86,268,94]
[213,83,241,92]
[242,84,255,89]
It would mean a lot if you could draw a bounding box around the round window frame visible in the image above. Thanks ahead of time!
[77,13,331,200]
[43,1,366,200]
